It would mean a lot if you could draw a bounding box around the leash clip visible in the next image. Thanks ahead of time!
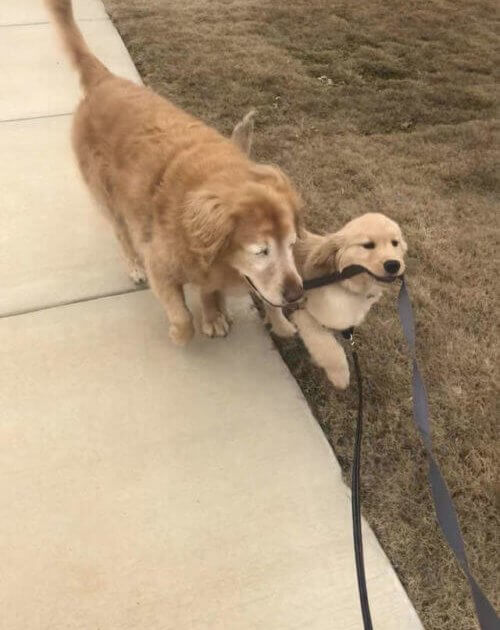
[341,326,356,346]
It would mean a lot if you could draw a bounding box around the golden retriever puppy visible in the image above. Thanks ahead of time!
[232,113,407,388]
[45,1,303,345]
[288,215,407,388]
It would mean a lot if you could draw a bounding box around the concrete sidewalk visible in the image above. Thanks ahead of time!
[0,2,423,628]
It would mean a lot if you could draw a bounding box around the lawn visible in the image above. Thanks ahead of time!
[102,1,499,628]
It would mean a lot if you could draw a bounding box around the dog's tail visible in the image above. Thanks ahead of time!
[44,0,110,91]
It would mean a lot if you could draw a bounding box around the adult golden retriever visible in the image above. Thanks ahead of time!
[45,0,303,345]
[232,112,407,388]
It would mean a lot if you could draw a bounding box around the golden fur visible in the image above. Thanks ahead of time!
[45,0,303,344]
[232,112,407,388]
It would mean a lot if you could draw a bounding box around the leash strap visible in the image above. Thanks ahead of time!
[398,278,499,630]
[303,266,361,290]
[303,264,396,291]
[350,344,374,630]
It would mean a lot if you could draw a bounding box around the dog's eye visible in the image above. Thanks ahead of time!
[392,240,399,247]
[256,247,269,256]
[362,242,375,249]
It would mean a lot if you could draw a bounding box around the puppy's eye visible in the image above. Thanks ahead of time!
[256,247,269,256]
[392,240,399,247]
[362,242,375,249]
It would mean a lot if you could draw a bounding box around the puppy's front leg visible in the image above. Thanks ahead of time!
[200,289,231,338]
[292,310,350,389]
[263,303,297,338]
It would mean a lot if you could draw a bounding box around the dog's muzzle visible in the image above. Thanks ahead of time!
[243,275,304,308]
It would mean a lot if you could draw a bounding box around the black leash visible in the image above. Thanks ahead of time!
[301,266,499,630]
[303,264,396,291]
[343,328,373,630]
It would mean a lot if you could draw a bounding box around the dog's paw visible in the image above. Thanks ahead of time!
[271,317,297,338]
[325,364,350,390]
[202,312,231,338]
[129,265,148,286]
[169,320,195,346]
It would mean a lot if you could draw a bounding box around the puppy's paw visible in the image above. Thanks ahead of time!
[325,364,350,390]
[263,310,297,338]
[169,320,195,346]
[128,265,147,286]
[271,317,297,338]
[202,312,231,338]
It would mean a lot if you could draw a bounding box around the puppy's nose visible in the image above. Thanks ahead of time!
[282,280,304,304]
[384,259,401,275]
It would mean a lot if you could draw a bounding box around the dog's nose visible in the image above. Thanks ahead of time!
[282,280,304,304]
[384,259,401,275]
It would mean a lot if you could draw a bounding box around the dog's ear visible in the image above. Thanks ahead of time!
[231,110,256,156]
[183,190,235,268]
[295,211,306,238]
[250,163,289,189]
[307,233,344,271]
[250,163,304,223]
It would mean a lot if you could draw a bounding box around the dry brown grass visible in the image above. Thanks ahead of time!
[102,1,499,627]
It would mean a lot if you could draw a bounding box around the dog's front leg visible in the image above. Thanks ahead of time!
[263,303,297,338]
[292,310,350,389]
[200,289,232,338]
[145,257,194,346]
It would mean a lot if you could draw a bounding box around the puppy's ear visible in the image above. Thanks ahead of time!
[231,110,256,156]
[183,190,235,268]
[307,233,344,271]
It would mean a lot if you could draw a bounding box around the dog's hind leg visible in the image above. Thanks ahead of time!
[145,257,194,346]
[200,289,231,338]
[109,213,147,285]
